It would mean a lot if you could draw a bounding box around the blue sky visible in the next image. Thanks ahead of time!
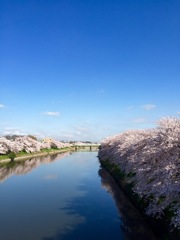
[0,0,179,142]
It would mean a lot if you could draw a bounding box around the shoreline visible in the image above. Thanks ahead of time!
[99,158,180,240]
[0,145,100,164]
[0,147,75,164]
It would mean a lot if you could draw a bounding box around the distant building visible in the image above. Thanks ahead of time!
[42,138,53,143]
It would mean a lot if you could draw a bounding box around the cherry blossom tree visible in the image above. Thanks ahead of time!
[0,136,72,155]
[98,117,180,229]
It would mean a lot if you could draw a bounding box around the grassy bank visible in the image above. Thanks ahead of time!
[0,147,74,163]
[100,159,180,240]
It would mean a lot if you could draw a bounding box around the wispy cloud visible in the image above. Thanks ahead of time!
[42,111,60,116]
[0,126,29,136]
[0,104,5,108]
[58,122,100,142]
[5,127,20,130]
[1,127,28,136]
[133,118,146,123]
[141,104,156,111]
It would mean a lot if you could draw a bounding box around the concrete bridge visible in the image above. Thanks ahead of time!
[73,144,100,151]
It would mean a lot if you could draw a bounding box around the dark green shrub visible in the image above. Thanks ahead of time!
[8,152,16,162]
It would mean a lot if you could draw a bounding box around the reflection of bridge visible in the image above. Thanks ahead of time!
[73,144,100,151]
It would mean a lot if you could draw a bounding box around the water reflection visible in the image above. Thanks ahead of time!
[99,167,158,240]
[0,152,158,240]
[0,152,90,240]
[0,152,70,183]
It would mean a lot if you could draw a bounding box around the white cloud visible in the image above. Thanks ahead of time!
[0,126,28,136]
[5,127,20,130]
[2,130,27,135]
[42,111,60,116]
[56,123,100,142]
[0,104,5,108]
[133,118,146,123]
[142,104,156,111]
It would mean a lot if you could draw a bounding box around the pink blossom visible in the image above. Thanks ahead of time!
[99,117,180,229]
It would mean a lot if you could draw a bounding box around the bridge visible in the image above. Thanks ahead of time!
[73,144,100,151]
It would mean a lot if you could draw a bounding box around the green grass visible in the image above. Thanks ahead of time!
[0,151,31,160]
[0,155,8,161]
[0,147,73,162]
[0,145,95,162]
[99,158,180,239]
[16,151,31,157]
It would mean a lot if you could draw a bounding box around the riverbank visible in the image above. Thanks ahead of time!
[0,144,99,164]
[99,158,179,240]
[98,117,180,240]
[0,147,74,164]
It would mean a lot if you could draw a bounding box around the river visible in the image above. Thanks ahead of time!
[0,151,158,240]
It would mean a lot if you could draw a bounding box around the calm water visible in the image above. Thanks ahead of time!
[0,152,157,240]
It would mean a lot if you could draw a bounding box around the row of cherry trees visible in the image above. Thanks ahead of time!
[98,117,180,229]
[0,136,72,155]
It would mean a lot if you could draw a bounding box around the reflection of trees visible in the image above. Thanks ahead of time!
[0,152,70,183]
[98,117,180,229]
[99,167,157,240]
